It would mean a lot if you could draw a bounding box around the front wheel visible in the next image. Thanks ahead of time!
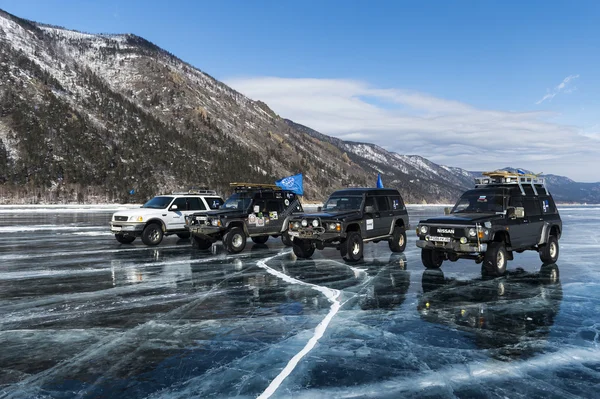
[388,226,407,253]
[341,231,364,263]
[421,249,444,269]
[539,235,559,264]
[251,235,269,244]
[224,227,246,254]
[115,234,135,244]
[292,238,315,259]
[483,242,508,276]
[191,236,212,250]
[281,232,292,247]
[141,223,163,246]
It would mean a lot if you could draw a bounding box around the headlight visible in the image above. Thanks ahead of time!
[205,219,211,226]
[328,223,336,230]
[301,219,308,227]
[419,225,428,234]
[293,221,300,229]
[468,228,476,237]
[312,219,319,228]
[136,216,143,222]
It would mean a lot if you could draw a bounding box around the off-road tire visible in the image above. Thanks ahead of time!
[191,236,212,250]
[539,235,559,264]
[292,238,315,259]
[141,223,163,246]
[341,231,364,263]
[251,235,269,244]
[177,232,190,240]
[483,242,508,276]
[224,227,246,254]
[281,232,293,247]
[389,226,407,253]
[421,249,444,269]
[115,234,135,244]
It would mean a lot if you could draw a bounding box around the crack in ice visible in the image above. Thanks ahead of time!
[256,252,341,399]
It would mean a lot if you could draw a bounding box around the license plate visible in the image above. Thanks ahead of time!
[428,236,450,242]
[112,226,122,231]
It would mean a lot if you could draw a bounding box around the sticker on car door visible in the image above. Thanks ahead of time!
[366,219,374,230]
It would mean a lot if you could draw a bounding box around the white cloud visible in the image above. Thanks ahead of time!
[535,74,579,104]
[226,77,599,182]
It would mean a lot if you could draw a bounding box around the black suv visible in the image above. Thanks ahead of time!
[288,188,409,262]
[416,171,562,275]
[185,183,303,253]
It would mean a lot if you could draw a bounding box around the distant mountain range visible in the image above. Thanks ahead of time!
[0,9,598,204]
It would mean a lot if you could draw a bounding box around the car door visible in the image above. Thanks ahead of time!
[506,195,531,249]
[374,195,394,236]
[165,197,188,230]
[523,196,544,244]
[363,195,378,238]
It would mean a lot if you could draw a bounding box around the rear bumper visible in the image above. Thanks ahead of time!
[416,239,487,253]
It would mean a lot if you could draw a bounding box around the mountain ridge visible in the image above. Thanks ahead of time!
[0,9,598,204]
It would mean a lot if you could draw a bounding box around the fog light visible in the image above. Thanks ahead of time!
[460,237,468,244]
[312,219,319,228]
[293,222,300,229]
[301,219,308,227]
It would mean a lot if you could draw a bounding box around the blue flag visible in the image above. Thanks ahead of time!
[516,169,526,175]
[129,189,135,195]
[276,173,303,195]
[376,173,384,188]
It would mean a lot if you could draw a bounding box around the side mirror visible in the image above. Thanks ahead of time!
[317,206,322,212]
[444,207,452,215]
[364,205,375,214]
[170,204,178,211]
[253,205,260,213]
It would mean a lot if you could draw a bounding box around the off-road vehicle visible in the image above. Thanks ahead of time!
[288,188,409,262]
[110,190,224,246]
[416,171,562,275]
[185,183,304,253]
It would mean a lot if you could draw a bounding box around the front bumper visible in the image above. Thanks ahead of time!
[288,228,345,242]
[416,238,487,253]
[110,222,145,235]
[186,224,223,239]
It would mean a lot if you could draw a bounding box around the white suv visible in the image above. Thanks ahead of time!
[110,190,224,246]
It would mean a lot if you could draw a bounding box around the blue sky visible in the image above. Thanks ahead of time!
[1,0,599,181]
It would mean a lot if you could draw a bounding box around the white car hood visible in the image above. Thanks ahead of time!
[112,208,166,220]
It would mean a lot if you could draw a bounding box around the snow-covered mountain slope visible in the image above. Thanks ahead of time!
[0,9,597,203]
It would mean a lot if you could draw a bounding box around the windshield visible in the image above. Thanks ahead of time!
[222,192,252,211]
[452,193,505,214]
[322,196,363,212]
[142,196,174,209]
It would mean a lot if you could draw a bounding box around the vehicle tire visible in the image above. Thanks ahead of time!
[539,235,559,264]
[177,232,190,240]
[115,234,135,244]
[483,242,508,276]
[224,227,247,254]
[342,231,364,263]
[141,223,163,246]
[540,263,560,285]
[292,238,315,259]
[388,226,407,253]
[421,249,444,269]
[281,232,293,247]
[191,236,212,250]
[251,235,269,244]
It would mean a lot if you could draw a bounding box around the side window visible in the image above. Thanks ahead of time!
[390,196,404,210]
[540,196,556,214]
[188,197,205,211]
[206,197,222,210]
[376,196,389,211]
[524,197,541,216]
[171,197,188,210]
[509,196,524,208]
[364,196,376,210]
[266,200,284,213]
[253,199,267,213]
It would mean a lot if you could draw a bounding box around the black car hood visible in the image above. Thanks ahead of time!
[292,211,358,220]
[422,213,504,225]
[193,209,248,218]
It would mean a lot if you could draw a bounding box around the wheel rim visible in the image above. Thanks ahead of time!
[496,250,505,269]
[398,233,405,247]
[150,229,160,242]
[549,242,557,258]
[549,268,558,283]
[352,239,360,255]
[232,234,243,248]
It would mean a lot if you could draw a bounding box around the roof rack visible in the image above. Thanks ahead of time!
[172,188,217,195]
[230,182,281,190]
[475,170,547,196]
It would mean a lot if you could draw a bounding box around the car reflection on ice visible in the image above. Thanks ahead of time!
[418,264,562,359]
[359,253,410,310]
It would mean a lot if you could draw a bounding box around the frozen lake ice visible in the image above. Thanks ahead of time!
[0,205,599,398]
